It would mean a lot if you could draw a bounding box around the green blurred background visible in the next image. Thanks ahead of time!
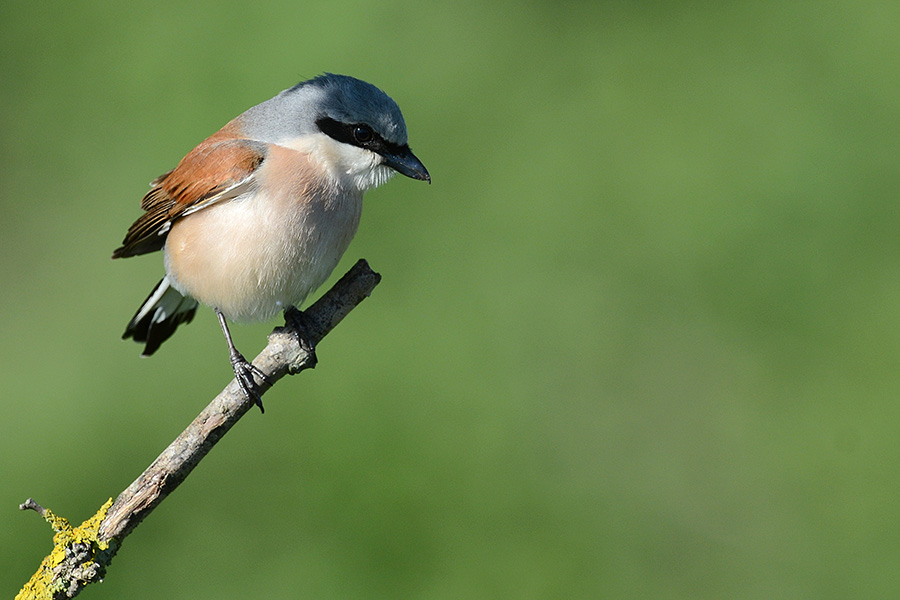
[2,1,900,598]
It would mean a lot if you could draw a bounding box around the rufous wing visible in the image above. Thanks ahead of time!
[112,137,268,259]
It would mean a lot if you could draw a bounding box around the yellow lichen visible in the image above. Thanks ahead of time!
[16,498,114,600]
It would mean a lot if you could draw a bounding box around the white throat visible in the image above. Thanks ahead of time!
[282,133,396,192]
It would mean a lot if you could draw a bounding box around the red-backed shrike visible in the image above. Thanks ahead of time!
[113,74,430,411]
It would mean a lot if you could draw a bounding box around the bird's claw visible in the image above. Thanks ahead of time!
[230,351,271,413]
[284,307,318,368]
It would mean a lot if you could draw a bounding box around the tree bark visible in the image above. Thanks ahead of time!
[17,259,381,599]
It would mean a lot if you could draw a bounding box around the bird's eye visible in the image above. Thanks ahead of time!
[352,125,374,144]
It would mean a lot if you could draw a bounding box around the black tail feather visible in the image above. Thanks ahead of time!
[123,277,199,356]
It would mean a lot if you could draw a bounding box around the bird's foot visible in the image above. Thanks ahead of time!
[284,306,318,369]
[229,350,272,413]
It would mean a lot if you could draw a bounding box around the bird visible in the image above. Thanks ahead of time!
[112,73,430,412]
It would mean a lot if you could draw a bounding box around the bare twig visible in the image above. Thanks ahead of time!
[19,499,46,517]
[17,259,381,599]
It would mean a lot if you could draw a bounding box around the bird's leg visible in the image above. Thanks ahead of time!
[284,306,318,368]
[215,308,271,413]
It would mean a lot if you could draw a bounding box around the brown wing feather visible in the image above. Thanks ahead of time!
[112,137,267,259]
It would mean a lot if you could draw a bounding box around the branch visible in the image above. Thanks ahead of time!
[17,259,381,599]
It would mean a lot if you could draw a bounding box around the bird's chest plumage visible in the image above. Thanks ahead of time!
[164,145,363,322]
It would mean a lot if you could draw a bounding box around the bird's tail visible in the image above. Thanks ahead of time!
[123,276,199,356]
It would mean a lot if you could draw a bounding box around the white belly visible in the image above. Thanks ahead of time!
[163,147,363,322]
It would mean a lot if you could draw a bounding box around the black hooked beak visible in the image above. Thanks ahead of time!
[381,146,431,183]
